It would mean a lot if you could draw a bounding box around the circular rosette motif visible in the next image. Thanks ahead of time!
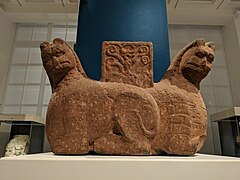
[141,56,150,65]
[121,45,135,54]
[138,45,149,54]
[106,45,119,55]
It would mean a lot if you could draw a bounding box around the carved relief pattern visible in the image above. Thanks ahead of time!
[152,90,208,154]
[101,41,153,88]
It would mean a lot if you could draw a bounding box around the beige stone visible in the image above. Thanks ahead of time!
[5,135,29,157]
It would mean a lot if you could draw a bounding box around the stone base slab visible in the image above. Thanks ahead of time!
[1,153,240,180]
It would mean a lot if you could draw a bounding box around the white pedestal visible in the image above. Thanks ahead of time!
[1,153,240,180]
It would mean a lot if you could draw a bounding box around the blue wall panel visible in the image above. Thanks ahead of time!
[75,0,170,82]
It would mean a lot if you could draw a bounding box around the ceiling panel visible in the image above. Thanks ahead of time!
[0,0,10,2]
[184,0,214,2]
[0,0,239,25]
[25,0,55,3]
[69,0,78,3]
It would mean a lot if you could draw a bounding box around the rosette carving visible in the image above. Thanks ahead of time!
[102,41,153,88]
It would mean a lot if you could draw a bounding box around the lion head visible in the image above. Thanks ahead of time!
[167,38,215,89]
[40,38,86,90]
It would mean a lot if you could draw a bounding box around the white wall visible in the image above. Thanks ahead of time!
[0,9,16,156]
[1,23,78,153]
[234,11,240,48]
[0,9,15,106]
[222,13,240,106]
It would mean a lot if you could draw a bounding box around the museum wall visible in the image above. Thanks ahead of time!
[222,13,240,107]
[0,10,15,107]
[0,23,77,152]
[0,10,16,156]
[235,11,240,43]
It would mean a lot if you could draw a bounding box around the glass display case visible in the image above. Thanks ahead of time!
[211,107,240,157]
[0,114,45,157]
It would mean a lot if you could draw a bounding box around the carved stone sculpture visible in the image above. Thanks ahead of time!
[148,39,215,155]
[4,135,29,157]
[102,41,153,88]
[40,38,215,155]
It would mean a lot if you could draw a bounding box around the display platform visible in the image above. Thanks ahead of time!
[211,107,240,157]
[1,153,240,180]
[0,113,45,157]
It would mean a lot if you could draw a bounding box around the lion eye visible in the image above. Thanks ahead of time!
[196,51,205,58]
[52,47,65,56]
[207,54,214,63]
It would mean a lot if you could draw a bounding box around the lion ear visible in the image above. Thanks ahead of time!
[206,42,216,51]
[53,38,65,44]
[195,38,205,47]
